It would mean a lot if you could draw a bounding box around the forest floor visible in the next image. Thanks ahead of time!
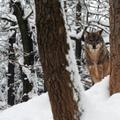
[1,76,120,120]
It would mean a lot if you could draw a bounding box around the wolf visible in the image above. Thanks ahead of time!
[84,30,110,84]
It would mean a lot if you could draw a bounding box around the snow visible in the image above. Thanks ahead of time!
[81,76,120,120]
[61,0,84,113]
[1,76,120,120]
[65,32,84,108]
[0,93,53,120]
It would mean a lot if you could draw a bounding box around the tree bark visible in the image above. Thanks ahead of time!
[11,1,34,101]
[35,0,81,120]
[7,30,16,105]
[75,1,82,72]
[109,0,120,95]
[12,1,34,66]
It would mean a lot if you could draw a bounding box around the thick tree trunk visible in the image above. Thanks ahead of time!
[109,0,120,95]
[11,1,34,100]
[35,0,81,120]
[7,30,16,105]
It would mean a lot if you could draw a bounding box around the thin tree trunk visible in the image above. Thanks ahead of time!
[76,1,82,72]
[11,1,34,101]
[12,1,34,65]
[109,0,120,95]
[35,0,81,120]
[76,1,82,33]
[7,30,16,105]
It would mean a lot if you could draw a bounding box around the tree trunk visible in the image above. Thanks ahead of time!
[12,1,34,65]
[35,0,81,120]
[11,1,34,101]
[7,30,16,105]
[75,1,82,72]
[76,1,82,33]
[109,0,120,95]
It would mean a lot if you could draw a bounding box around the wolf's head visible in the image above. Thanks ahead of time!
[84,30,104,51]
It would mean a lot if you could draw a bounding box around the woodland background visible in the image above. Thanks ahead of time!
[0,0,109,108]
[0,0,119,120]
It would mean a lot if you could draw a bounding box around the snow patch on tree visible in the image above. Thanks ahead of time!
[60,1,84,114]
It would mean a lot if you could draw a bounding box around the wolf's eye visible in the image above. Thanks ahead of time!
[96,39,99,43]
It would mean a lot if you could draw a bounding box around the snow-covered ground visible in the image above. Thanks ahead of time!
[81,76,117,120]
[1,76,120,120]
[0,94,53,120]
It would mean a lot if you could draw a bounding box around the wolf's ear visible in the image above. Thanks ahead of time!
[97,29,103,36]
